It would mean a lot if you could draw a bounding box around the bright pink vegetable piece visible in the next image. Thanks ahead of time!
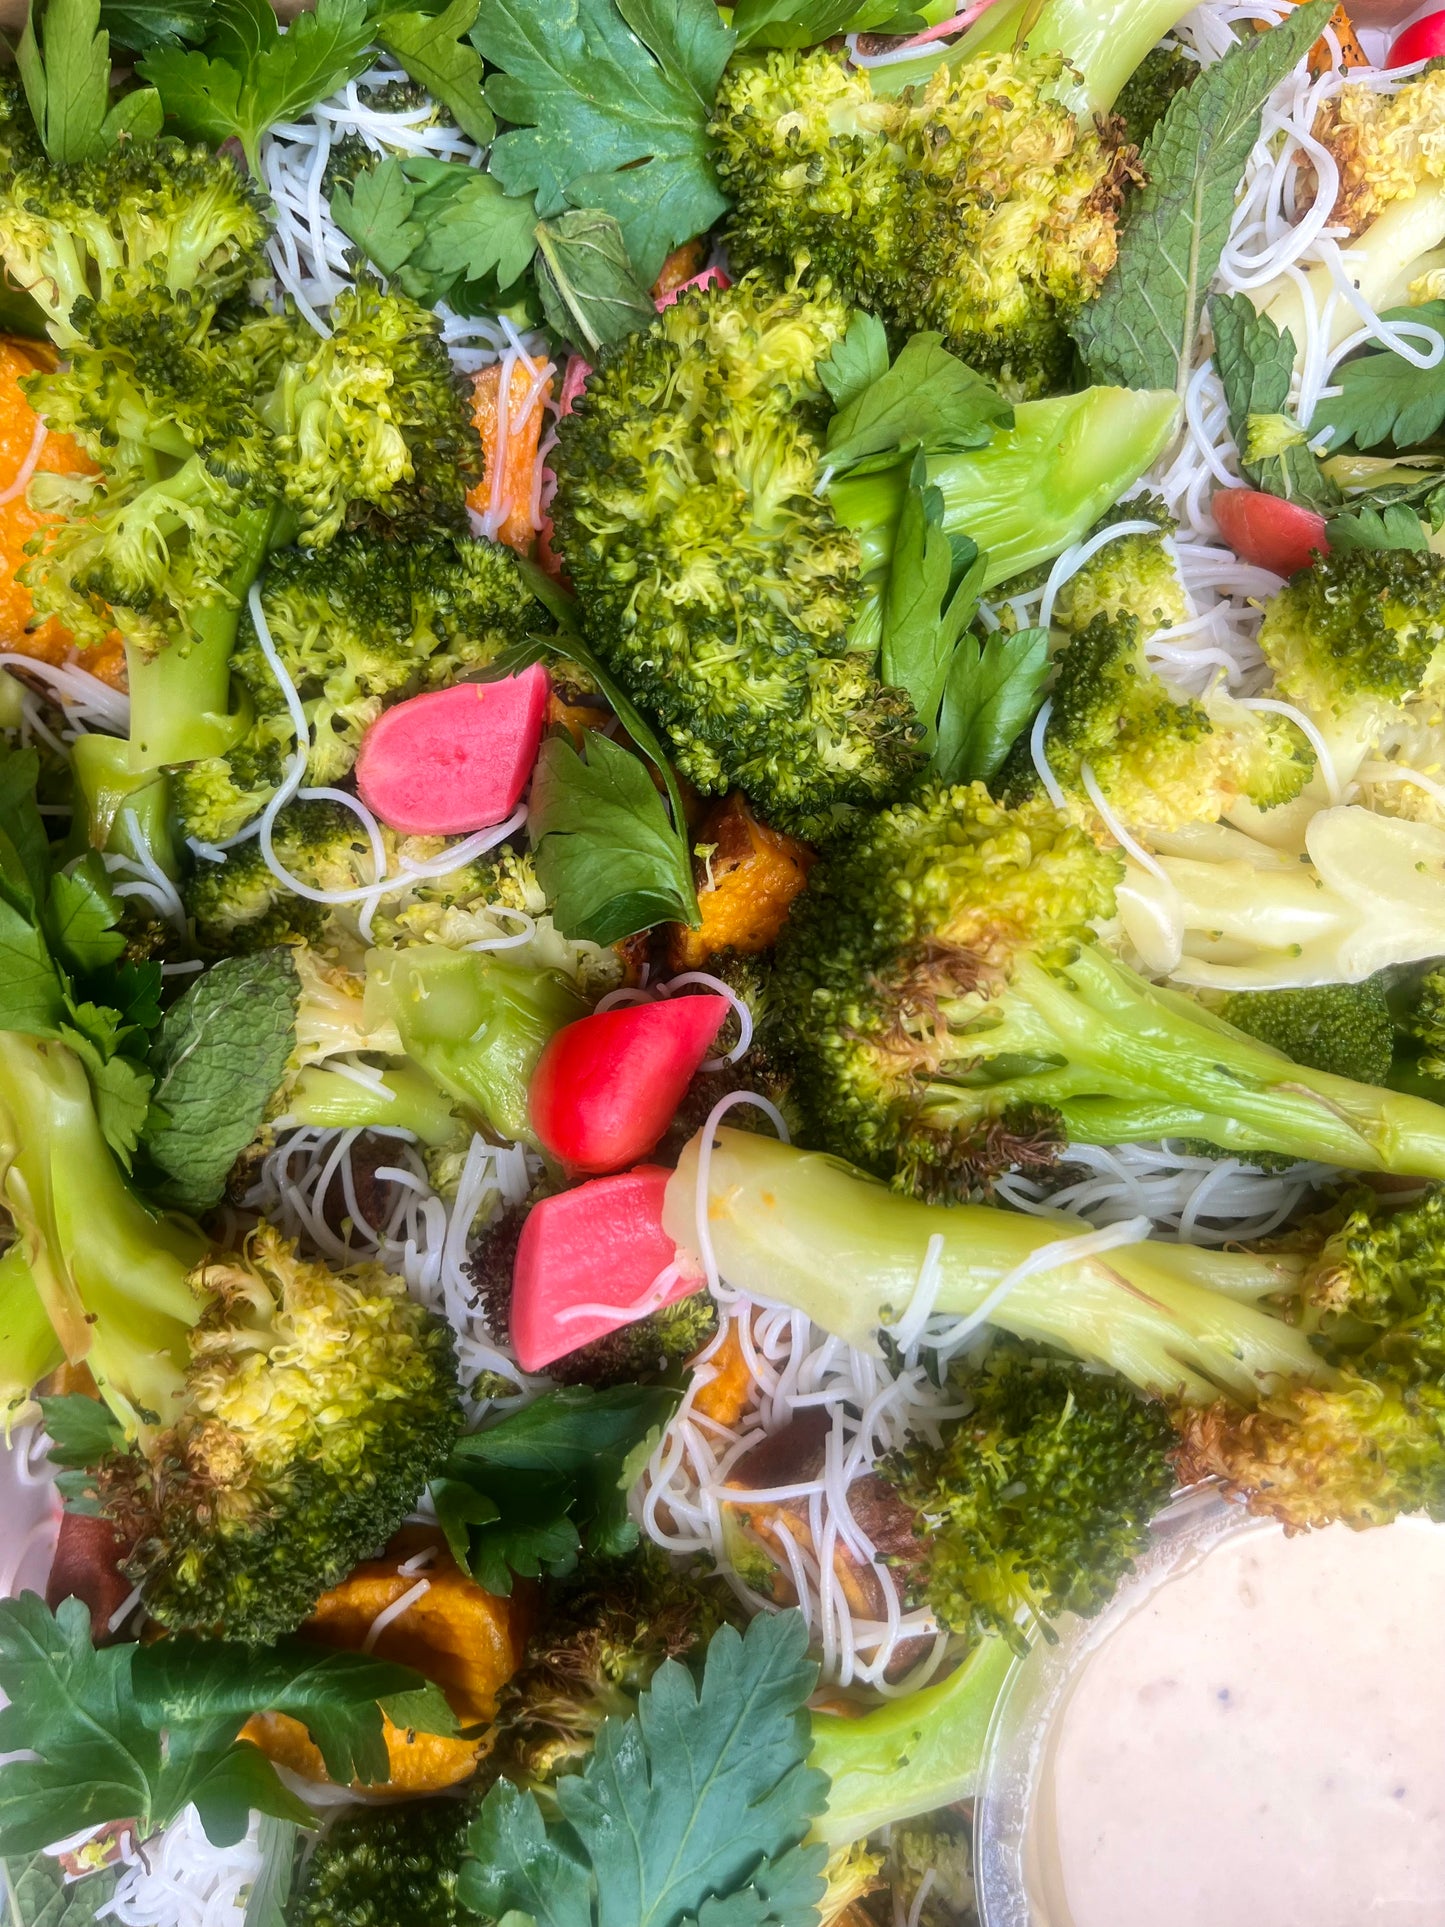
[511,1164,704,1371]
[1211,487,1328,579]
[530,994,732,1174]
[1389,12,1445,67]
[354,665,550,836]
[654,267,731,313]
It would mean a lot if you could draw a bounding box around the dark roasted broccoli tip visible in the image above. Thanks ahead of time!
[494,1546,745,1788]
[882,1345,1176,1651]
[176,529,546,844]
[710,48,1135,400]
[1113,41,1198,145]
[1218,979,1395,1087]
[1257,545,1445,721]
[467,1205,717,1389]
[549,272,922,836]
[287,1797,481,1927]
[772,780,1445,1193]
[96,1227,463,1642]
[1175,1185,1445,1530]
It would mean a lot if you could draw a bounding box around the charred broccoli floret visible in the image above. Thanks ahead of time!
[468,1205,718,1388]
[1217,979,1395,1087]
[1114,40,1198,146]
[175,529,545,843]
[95,1226,462,1642]
[287,1798,481,1927]
[771,781,1445,1192]
[884,1345,1177,1649]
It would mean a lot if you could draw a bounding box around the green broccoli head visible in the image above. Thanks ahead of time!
[883,1344,1177,1650]
[287,1797,482,1927]
[1396,964,1445,1084]
[183,800,373,953]
[882,1818,974,1927]
[712,47,1135,399]
[1257,547,1445,738]
[1050,501,1188,636]
[1012,610,1313,837]
[175,531,544,843]
[1217,979,1395,1087]
[0,138,269,347]
[262,281,476,546]
[96,1226,463,1642]
[1113,41,1198,146]
[549,271,922,835]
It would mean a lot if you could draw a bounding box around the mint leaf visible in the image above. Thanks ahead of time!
[462,1611,828,1927]
[37,1393,125,1469]
[142,949,299,1214]
[0,1852,118,1927]
[535,208,656,354]
[1312,302,1445,452]
[375,0,494,147]
[474,0,736,282]
[98,0,211,51]
[1074,0,1334,396]
[141,0,375,173]
[826,332,1012,472]
[16,0,163,165]
[818,310,889,413]
[530,732,697,947]
[934,626,1050,785]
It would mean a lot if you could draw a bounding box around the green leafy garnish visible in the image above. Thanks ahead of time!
[1074,0,1334,395]
[534,208,657,353]
[825,332,1013,474]
[0,1851,118,1927]
[36,1392,126,1469]
[140,948,300,1214]
[97,0,210,53]
[13,0,162,164]
[373,0,495,147]
[460,1609,828,1927]
[333,155,541,310]
[434,1384,679,1594]
[1324,501,1430,553]
[140,0,376,173]
[0,1596,457,1857]
[1210,292,1339,511]
[1311,302,1445,452]
[934,626,1051,786]
[241,1817,299,1927]
[818,309,891,413]
[730,0,924,49]
[880,472,986,743]
[473,0,736,283]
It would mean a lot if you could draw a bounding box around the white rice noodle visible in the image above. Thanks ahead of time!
[0,654,129,735]
[95,1809,263,1927]
[0,416,49,506]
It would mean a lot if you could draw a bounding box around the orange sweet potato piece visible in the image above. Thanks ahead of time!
[1309,5,1365,74]
[692,1319,753,1429]
[240,1529,531,1795]
[468,358,552,554]
[652,242,707,301]
[667,794,814,971]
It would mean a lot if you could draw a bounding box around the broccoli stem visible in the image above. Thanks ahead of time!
[126,497,281,770]
[664,1129,1323,1402]
[69,733,179,878]
[870,0,1200,111]
[0,1032,202,1435]
[0,1244,63,1423]
[809,1636,1016,1844]
[832,387,1179,593]
[286,1062,465,1148]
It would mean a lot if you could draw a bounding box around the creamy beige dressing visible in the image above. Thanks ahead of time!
[1027,1519,1445,1927]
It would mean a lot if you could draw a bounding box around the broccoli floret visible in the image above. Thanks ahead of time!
[287,1798,481,1927]
[551,275,1177,833]
[668,1128,1445,1536]
[712,44,1140,399]
[883,1818,975,1927]
[1113,41,1198,146]
[467,1204,718,1389]
[174,530,544,842]
[1217,979,1395,1087]
[183,800,371,953]
[884,1345,1177,1650]
[1255,547,1445,783]
[95,1226,462,1641]
[771,781,1445,1193]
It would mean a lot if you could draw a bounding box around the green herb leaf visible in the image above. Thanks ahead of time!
[1324,501,1430,553]
[934,626,1051,785]
[1074,0,1334,396]
[0,1852,118,1927]
[826,333,1012,472]
[15,0,163,165]
[333,157,540,308]
[0,900,63,1036]
[36,1394,126,1470]
[530,732,698,947]
[46,862,125,976]
[98,0,211,51]
[881,476,967,738]
[731,0,922,49]
[1311,301,1445,451]
[1209,293,1338,510]
[0,747,53,911]
[534,208,656,353]
[241,1817,299,1927]
[331,157,428,278]
[140,0,376,173]
[141,949,300,1215]
[59,1028,152,1168]
[461,1611,828,1927]
[818,310,890,413]
[474,0,736,282]
[375,0,495,146]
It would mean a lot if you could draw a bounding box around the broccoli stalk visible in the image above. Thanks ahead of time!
[0,1244,64,1428]
[69,732,180,880]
